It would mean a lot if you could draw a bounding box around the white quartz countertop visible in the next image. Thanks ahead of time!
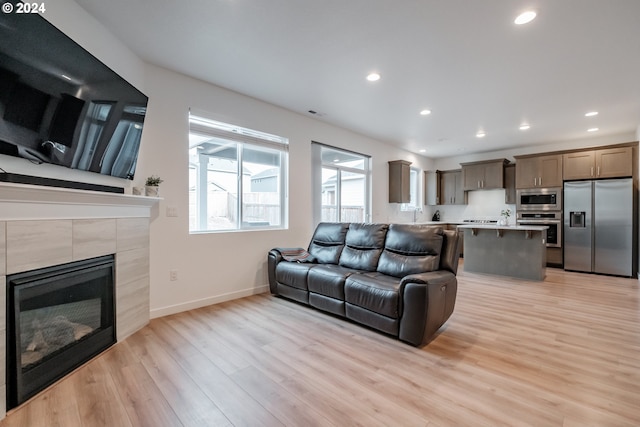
[457,224,548,231]
[417,221,466,225]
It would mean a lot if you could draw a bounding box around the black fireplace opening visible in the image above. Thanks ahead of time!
[6,255,116,409]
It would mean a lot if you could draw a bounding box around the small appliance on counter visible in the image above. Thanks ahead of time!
[432,210,440,221]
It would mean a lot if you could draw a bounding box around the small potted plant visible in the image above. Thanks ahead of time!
[144,175,163,197]
[499,208,511,226]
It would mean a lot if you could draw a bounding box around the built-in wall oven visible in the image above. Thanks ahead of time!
[516,187,562,211]
[516,211,562,248]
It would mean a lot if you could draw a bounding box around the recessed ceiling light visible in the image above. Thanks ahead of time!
[514,10,536,25]
[419,109,431,116]
[587,128,599,132]
[419,149,427,153]
[519,124,530,130]
[585,111,599,117]
[333,158,340,162]
[476,131,486,138]
[366,72,381,82]
[61,74,72,80]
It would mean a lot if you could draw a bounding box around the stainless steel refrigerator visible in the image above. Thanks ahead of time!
[564,178,635,276]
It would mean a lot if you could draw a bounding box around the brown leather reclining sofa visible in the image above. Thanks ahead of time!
[267,222,461,346]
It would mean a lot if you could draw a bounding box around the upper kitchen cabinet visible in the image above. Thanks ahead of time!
[437,169,465,205]
[563,146,632,180]
[515,154,562,189]
[461,159,509,191]
[388,160,411,203]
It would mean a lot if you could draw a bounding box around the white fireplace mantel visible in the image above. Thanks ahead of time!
[0,182,160,221]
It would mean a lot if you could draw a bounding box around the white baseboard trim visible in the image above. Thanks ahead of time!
[150,285,270,319]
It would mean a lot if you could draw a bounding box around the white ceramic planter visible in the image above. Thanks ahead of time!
[145,185,159,197]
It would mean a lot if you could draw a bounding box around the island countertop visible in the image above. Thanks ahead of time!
[416,221,468,226]
[457,224,548,231]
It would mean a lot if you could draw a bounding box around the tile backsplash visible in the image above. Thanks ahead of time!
[426,189,515,221]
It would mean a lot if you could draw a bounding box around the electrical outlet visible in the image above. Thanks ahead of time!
[166,206,178,217]
[169,270,178,281]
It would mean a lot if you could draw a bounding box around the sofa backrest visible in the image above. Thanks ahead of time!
[339,223,389,271]
[377,224,444,278]
[308,222,350,264]
[308,222,460,275]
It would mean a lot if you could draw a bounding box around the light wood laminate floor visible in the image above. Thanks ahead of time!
[2,264,639,426]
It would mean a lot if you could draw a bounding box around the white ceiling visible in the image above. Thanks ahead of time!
[74,0,640,158]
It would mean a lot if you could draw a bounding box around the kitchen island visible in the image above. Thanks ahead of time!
[458,224,548,281]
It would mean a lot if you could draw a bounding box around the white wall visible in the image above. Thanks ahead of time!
[139,65,435,316]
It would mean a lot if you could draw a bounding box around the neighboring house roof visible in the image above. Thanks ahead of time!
[251,167,278,180]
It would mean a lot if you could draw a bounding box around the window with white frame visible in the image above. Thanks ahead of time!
[188,113,288,232]
[401,166,422,211]
[312,142,371,224]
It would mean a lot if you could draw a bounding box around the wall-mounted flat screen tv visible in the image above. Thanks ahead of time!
[0,1,148,180]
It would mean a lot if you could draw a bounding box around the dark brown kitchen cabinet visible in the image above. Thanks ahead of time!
[388,160,411,203]
[461,159,508,191]
[437,169,465,205]
[563,146,632,180]
[515,154,562,189]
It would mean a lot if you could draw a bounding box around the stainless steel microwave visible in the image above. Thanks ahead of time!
[516,187,562,211]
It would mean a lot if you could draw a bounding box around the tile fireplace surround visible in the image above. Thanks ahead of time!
[0,181,159,419]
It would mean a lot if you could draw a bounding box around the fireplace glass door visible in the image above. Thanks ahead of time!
[6,255,116,409]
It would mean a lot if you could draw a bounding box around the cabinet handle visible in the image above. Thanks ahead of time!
[534,177,537,186]
[539,177,542,186]
[591,166,594,177]
[597,166,600,176]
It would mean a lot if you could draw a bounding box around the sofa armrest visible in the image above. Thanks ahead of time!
[398,270,458,346]
[441,229,461,275]
[267,249,284,294]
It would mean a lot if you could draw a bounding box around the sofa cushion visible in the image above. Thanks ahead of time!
[310,293,345,316]
[346,303,399,336]
[308,222,349,264]
[308,264,360,299]
[275,262,315,290]
[339,223,388,271]
[344,272,400,318]
[377,225,444,278]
